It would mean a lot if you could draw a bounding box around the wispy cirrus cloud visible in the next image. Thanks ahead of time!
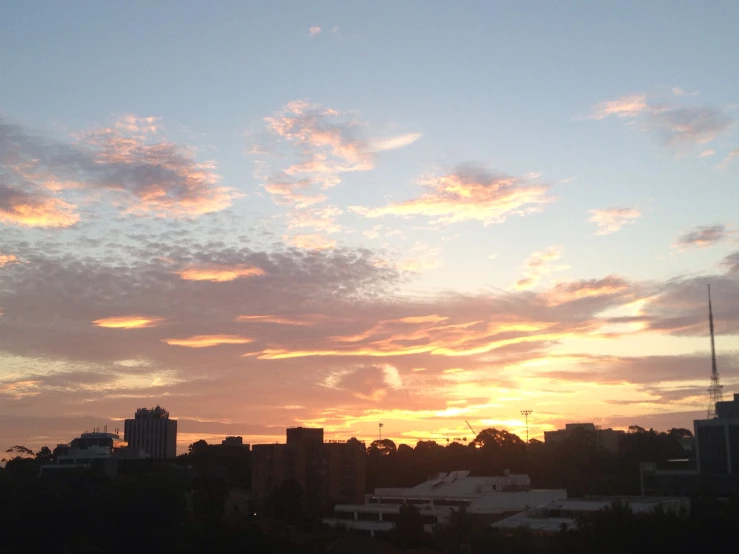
[674,224,731,249]
[369,132,422,152]
[718,148,739,169]
[588,207,642,235]
[513,246,565,290]
[352,163,552,226]
[0,114,237,227]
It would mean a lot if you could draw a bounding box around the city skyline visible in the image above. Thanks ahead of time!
[1,2,739,454]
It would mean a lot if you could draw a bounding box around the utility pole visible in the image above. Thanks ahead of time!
[378,422,383,441]
[520,410,532,446]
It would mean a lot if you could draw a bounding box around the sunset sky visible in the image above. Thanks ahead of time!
[1,1,739,453]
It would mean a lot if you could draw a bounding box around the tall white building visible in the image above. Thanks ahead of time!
[324,470,566,537]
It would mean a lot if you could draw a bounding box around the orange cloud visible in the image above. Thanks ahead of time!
[93,316,164,329]
[589,207,641,235]
[352,164,551,226]
[162,335,254,348]
[176,265,265,282]
[308,26,322,37]
[0,186,80,228]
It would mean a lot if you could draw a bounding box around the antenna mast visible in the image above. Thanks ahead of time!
[707,284,723,419]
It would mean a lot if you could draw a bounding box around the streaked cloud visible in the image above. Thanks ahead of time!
[162,335,254,348]
[352,164,552,226]
[542,276,631,306]
[671,87,698,97]
[700,149,715,158]
[513,246,565,290]
[176,265,266,282]
[674,224,730,249]
[92,316,164,329]
[589,207,642,235]
[369,132,422,152]
[718,148,739,169]
[587,94,649,120]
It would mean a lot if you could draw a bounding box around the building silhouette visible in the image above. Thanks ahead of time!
[252,427,365,514]
[124,406,177,459]
[544,423,624,454]
[41,430,147,476]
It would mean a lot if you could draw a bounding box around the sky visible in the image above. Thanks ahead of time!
[1,1,739,454]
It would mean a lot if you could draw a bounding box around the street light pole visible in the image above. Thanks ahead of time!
[520,410,532,446]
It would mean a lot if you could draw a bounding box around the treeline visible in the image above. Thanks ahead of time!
[366,425,693,496]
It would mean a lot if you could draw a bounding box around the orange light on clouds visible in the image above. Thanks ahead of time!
[0,254,18,267]
[162,335,254,348]
[176,265,265,282]
[93,316,164,329]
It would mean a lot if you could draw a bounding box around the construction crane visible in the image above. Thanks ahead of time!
[465,420,477,439]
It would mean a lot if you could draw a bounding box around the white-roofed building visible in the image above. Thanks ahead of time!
[492,497,689,536]
[324,470,567,537]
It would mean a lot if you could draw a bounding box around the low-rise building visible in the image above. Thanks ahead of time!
[492,497,689,536]
[41,431,148,476]
[324,471,566,537]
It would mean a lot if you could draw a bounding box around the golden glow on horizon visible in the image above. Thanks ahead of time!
[93,316,164,329]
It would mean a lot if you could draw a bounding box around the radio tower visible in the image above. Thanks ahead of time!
[706,284,723,419]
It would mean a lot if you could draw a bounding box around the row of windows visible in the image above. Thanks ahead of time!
[333,511,437,525]
[368,497,469,507]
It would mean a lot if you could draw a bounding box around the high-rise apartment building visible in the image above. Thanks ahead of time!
[124,406,177,459]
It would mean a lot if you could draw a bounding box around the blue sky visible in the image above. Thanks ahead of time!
[1,1,738,451]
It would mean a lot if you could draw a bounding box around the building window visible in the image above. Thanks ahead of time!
[357,512,380,521]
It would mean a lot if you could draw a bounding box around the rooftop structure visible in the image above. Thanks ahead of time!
[492,497,688,536]
[325,471,567,537]
[41,431,148,477]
